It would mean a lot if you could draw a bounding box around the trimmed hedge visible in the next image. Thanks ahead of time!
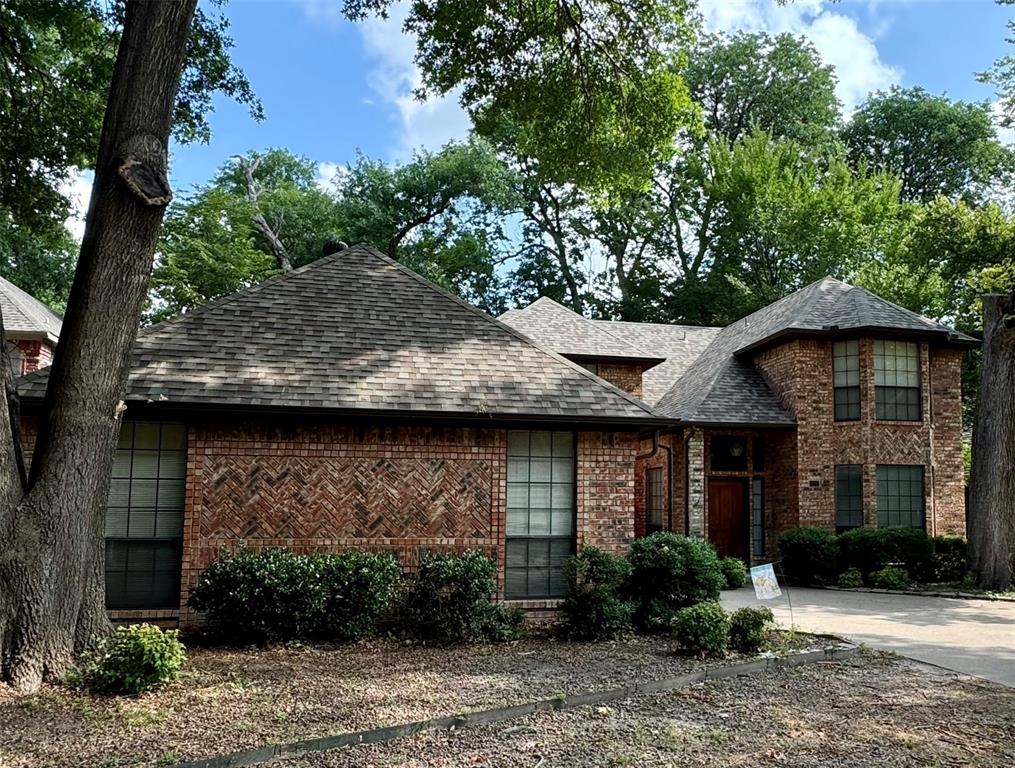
[837,527,934,583]
[777,527,837,586]
[559,546,634,640]
[671,602,729,656]
[931,536,967,582]
[728,606,773,654]
[626,533,725,632]
[84,624,186,695]
[399,550,523,644]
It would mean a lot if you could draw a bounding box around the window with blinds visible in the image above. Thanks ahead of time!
[106,421,186,609]
[646,467,664,533]
[874,340,921,421]
[505,430,575,599]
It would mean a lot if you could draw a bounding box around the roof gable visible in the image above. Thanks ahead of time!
[0,275,62,340]
[18,246,661,423]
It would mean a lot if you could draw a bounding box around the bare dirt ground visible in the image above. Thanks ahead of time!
[287,652,1015,768]
[0,633,810,768]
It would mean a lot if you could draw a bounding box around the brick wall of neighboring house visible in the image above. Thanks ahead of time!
[176,419,638,625]
[594,363,645,399]
[755,338,966,535]
[14,338,54,374]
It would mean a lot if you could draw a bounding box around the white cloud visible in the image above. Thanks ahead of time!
[697,0,900,111]
[59,168,94,243]
[334,1,471,159]
[314,161,344,191]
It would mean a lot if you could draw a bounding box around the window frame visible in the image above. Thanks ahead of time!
[751,477,764,559]
[505,430,577,600]
[874,340,921,422]
[105,421,187,610]
[876,464,925,529]
[832,340,861,422]
[834,464,864,533]
[646,466,664,534]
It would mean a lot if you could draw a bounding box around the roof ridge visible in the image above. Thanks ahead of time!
[847,283,943,330]
[363,247,662,418]
[515,297,662,359]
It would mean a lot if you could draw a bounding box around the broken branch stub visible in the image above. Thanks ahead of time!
[117,157,172,206]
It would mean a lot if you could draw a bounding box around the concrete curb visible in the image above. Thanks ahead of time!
[171,641,858,768]
[822,586,1015,603]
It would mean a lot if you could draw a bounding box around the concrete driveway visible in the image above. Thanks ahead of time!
[721,586,1015,687]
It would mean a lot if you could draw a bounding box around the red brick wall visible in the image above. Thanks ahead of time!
[14,338,55,374]
[755,338,965,535]
[633,432,684,537]
[177,419,639,623]
[595,363,645,399]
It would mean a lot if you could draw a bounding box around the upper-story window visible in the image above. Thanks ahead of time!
[832,340,860,421]
[874,340,920,421]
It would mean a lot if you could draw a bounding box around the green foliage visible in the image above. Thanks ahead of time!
[671,602,730,657]
[932,536,969,583]
[84,624,186,695]
[477,603,527,643]
[979,0,1015,128]
[0,213,76,312]
[626,533,725,632]
[719,557,747,590]
[842,86,1013,204]
[398,550,513,644]
[187,548,400,644]
[837,567,864,588]
[342,0,698,191]
[559,546,634,640]
[777,527,838,586]
[837,527,935,582]
[870,566,912,591]
[0,0,259,258]
[314,552,402,641]
[728,606,773,654]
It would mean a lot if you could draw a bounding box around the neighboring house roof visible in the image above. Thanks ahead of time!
[588,320,721,405]
[18,246,665,425]
[653,277,977,425]
[499,297,664,364]
[0,275,62,342]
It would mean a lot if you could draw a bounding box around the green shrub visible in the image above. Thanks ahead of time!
[188,548,401,644]
[671,602,729,656]
[188,548,325,643]
[399,550,511,644]
[626,533,725,632]
[777,527,837,586]
[870,566,912,590]
[836,567,864,588]
[931,536,968,582]
[719,557,748,590]
[728,606,773,654]
[314,551,402,641]
[85,624,186,695]
[478,603,527,643]
[559,547,634,640]
[838,527,934,581]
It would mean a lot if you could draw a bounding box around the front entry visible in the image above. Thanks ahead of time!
[708,479,748,560]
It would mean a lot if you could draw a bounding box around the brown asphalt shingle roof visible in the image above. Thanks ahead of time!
[17,246,663,423]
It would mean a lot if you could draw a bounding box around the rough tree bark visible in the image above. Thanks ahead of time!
[0,0,198,692]
[236,154,294,272]
[968,292,1015,591]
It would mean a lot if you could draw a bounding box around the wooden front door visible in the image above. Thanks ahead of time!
[708,480,748,560]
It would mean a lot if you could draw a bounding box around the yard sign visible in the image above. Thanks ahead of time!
[750,563,782,600]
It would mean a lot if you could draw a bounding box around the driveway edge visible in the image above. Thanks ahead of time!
[171,641,858,768]
[821,586,1015,603]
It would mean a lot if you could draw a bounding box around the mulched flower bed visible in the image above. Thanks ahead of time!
[286,651,1015,768]
[0,630,831,768]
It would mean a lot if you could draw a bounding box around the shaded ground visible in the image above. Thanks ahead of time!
[287,652,1015,768]
[0,633,815,768]
[721,586,1015,686]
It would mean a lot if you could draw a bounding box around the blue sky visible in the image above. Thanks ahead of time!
[69,0,1015,212]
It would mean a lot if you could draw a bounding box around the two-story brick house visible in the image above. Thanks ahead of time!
[16,246,974,626]
[501,279,974,563]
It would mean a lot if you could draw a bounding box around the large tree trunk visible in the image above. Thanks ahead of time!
[0,0,198,692]
[968,292,1015,591]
